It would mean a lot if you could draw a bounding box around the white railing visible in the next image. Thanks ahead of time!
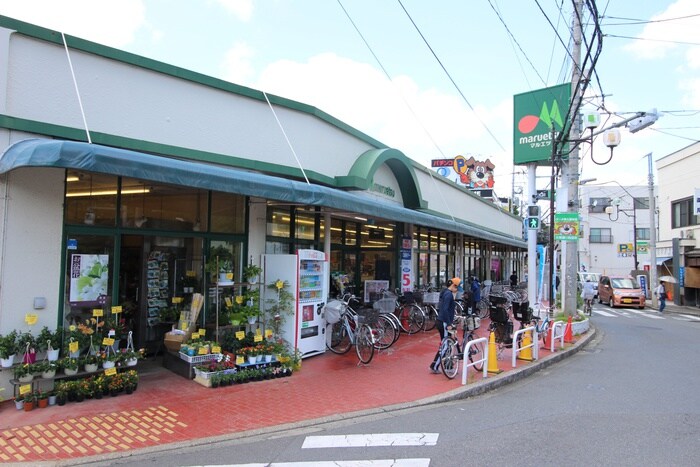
[461,337,488,385]
[512,325,536,368]
[550,321,566,352]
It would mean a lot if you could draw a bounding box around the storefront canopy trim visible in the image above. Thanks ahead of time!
[0,139,525,248]
[656,256,672,265]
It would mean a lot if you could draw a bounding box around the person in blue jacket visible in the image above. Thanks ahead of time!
[470,276,481,315]
[429,277,460,373]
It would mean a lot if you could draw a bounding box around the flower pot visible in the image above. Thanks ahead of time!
[110,390,119,397]
[75,394,84,403]
[256,354,263,363]
[56,396,66,406]
[38,398,49,408]
[24,401,35,412]
[41,369,56,379]
[247,316,257,325]
[48,395,57,406]
[94,391,103,400]
[47,349,60,361]
[126,358,138,367]
[15,399,24,410]
[102,360,116,370]
[85,363,98,372]
[64,368,78,376]
[1,355,15,368]
[69,350,80,359]
[18,374,34,383]
[230,320,241,326]
[247,356,257,365]
[264,355,273,363]
[22,353,36,364]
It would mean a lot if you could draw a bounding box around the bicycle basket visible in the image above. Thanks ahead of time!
[465,315,481,331]
[423,292,440,305]
[373,298,396,314]
[512,301,531,322]
[489,305,509,323]
[489,293,508,305]
[323,300,344,324]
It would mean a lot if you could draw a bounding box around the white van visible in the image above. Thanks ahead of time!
[578,272,601,298]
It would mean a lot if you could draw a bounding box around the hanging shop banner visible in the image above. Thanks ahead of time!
[400,235,413,293]
[513,83,571,165]
[617,243,634,257]
[69,254,109,303]
[553,212,579,241]
[636,241,649,254]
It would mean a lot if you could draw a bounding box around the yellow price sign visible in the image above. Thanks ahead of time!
[102,337,115,346]
[25,313,38,326]
[69,341,79,353]
[225,297,233,307]
[253,334,263,342]
[255,328,262,336]
[186,270,196,277]
[104,367,117,376]
[19,384,32,395]
[198,329,206,337]
[235,355,244,365]
[111,306,122,314]
[211,346,221,354]
[190,333,200,340]
[226,272,233,280]
[180,322,189,331]
[264,329,273,338]
[93,309,104,317]
[172,297,184,304]
[235,295,244,305]
[235,331,245,340]
[198,346,208,355]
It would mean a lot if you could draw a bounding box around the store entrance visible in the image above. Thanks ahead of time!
[119,235,204,351]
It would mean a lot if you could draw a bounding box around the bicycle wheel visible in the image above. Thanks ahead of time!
[538,319,549,347]
[397,304,424,334]
[467,334,484,371]
[422,304,438,331]
[373,314,398,350]
[326,321,352,354]
[440,337,459,379]
[355,324,374,364]
[477,299,489,319]
[382,312,402,344]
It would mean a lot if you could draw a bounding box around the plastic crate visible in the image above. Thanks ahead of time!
[373,298,396,313]
[489,306,509,323]
[178,352,221,364]
[193,368,218,380]
[423,292,440,305]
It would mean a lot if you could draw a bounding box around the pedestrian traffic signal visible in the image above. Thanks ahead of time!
[527,217,540,230]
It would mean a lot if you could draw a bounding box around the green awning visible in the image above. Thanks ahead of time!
[0,139,525,247]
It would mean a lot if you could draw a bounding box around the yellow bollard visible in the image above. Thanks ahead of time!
[518,329,533,361]
[487,331,503,374]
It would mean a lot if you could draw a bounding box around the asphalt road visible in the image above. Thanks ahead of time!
[82,304,700,467]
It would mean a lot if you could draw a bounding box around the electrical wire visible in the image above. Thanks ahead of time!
[604,34,700,47]
[601,12,700,25]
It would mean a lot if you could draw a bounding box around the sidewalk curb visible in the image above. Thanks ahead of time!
[66,326,597,466]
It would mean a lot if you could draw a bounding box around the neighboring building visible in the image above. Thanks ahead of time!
[578,184,652,278]
[0,10,525,387]
[656,142,700,306]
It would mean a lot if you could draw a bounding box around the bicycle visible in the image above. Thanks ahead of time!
[324,296,375,364]
[487,292,514,358]
[392,289,426,334]
[440,313,485,379]
[583,297,593,316]
[342,294,398,351]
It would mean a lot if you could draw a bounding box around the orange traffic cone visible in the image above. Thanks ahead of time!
[487,331,502,374]
[564,315,574,343]
[518,329,533,361]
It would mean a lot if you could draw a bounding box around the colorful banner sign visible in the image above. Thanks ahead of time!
[554,212,579,241]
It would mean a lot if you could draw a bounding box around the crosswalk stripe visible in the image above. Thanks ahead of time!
[203,460,431,467]
[625,309,663,319]
[302,433,438,449]
[677,313,700,322]
[592,309,616,317]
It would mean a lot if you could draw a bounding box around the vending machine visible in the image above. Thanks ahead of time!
[262,249,328,358]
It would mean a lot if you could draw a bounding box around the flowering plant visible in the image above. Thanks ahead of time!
[194,354,234,373]
[123,370,139,388]
[107,373,125,392]
[60,357,79,371]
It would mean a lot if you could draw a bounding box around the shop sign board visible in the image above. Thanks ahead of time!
[554,212,579,241]
[400,235,413,293]
[513,83,571,165]
[69,254,109,303]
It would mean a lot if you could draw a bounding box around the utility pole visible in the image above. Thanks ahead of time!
[563,0,583,316]
[647,153,657,308]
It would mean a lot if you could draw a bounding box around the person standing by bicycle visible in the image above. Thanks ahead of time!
[470,276,481,315]
[429,277,460,373]
[581,278,596,315]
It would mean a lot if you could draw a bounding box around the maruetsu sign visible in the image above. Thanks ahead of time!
[513,83,571,166]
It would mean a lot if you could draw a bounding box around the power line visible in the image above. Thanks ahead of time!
[604,33,700,47]
[601,12,700,25]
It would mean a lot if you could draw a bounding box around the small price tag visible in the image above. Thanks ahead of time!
[190,333,200,340]
[225,297,233,307]
[255,328,262,336]
[264,329,273,338]
[181,322,189,331]
[93,309,104,317]
[102,337,115,346]
[235,331,245,340]
[172,297,183,304]
[111,306,122,314]
[235,295,244,305]
[69,341,79,353]
[253,334,263,343]
[236,355,244,365]
[198,346,208,355]
[104,367,117,376]
[226,272,233,280]
[198,329,206,337]
[25,313,38,326]
[19,384,31,395]
[211,345,221,354]
[186,270,196,277]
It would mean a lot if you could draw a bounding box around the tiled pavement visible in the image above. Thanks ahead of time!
[0,318,590,464]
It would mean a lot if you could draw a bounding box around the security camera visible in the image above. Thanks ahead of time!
[612,197,622,206]
[627,109,659,134]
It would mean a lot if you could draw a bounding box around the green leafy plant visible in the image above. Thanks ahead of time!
[0,330,18,359]
[15,331,36,356]
[206,245,234,276]
[265,279,294,338]
[243,263,263,283]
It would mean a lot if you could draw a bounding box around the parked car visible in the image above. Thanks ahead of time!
[577,272,601,299]
[598,275,646,308]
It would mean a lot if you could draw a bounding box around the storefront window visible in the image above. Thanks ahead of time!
[330,218,343,244]
[64,172,118,226]
[345,222,358,246]
[267,207,291,237]
[210,192,245,233]
[295,209,316,241]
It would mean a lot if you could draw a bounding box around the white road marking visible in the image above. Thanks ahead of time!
[204,460,431,467]
[625,309,664,319]
[676,313,700,322]
[302,433,438,449]
[592,309,616,317]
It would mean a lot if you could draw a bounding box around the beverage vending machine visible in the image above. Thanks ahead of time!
[262,249,328,358]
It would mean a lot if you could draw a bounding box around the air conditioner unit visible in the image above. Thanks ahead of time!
[686,229,695,240]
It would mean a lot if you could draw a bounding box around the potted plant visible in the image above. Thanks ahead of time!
[239,289,261,325]
[243,262,263,284]
[60,357,79,375]
[83,353,100,372]
[23,391,36,411]
[206,245,234,283]
[41,361,58,379]
[0,330,18,367]
[13,363,35,383]
[54,381,68,406]
[265,279,294,338]
[36,389,49,408]
[123,370,139,393]
[37,326,62,361]
[16,331,37,364]
[100,350,119,369]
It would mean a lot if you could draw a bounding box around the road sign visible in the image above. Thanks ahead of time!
[527,217,540,230]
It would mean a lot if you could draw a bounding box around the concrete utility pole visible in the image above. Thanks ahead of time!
[648,153,658,308]
[563,0,583,316]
